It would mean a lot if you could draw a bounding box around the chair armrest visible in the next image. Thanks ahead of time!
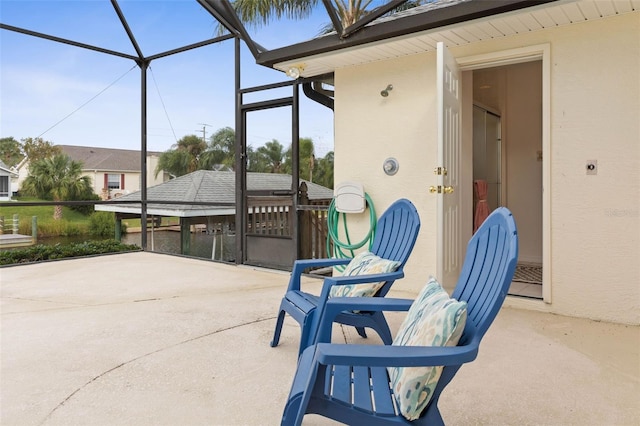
[324,270,405,287]
[315,296,412,343]
[287,258,352,291]
[317,270,405,301]
[315,342,479,367]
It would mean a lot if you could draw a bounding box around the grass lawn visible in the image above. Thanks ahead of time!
[1,197,90,223]
[0,197,91,236]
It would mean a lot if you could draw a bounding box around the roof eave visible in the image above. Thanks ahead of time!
[256,0,559,70]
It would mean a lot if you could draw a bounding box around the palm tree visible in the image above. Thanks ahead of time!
[227,0,317,27]
[155,149,191,178]
[21,154,92,220]
[176,135,207,173]
[255,139,286,173]
[228,0,426,32]
[200,127,236,171]
[314,151,334,189]
[283,137,315,181]
[155,135,207,178]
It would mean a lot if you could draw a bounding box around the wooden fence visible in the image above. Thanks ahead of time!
[241,182,333,262]
[298,182,332,260]
[246,196,293,237]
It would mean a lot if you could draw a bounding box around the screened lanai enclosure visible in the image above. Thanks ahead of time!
[1,0,551,269]
[1,0,340,269]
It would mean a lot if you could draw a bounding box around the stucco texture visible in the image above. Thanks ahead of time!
[334,12,639,325]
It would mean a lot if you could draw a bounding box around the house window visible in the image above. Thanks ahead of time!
[107,174,121,190]
[0,176,8,197]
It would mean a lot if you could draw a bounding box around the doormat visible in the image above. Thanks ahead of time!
[513,264,542,285]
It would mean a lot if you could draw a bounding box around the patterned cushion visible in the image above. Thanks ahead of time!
[387,277,467,421]
[329,251,400,298]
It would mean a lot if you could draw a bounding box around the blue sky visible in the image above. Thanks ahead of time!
[0,0,336,157]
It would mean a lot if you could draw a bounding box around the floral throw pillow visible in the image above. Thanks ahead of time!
[329,251,400,298]
[387,276,467,421]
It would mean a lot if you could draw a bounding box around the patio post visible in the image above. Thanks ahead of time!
[31,216,37,243]
[114,215,122,242]
[180,217,190,255]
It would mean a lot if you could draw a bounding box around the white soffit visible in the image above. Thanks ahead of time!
[274,0,638,77]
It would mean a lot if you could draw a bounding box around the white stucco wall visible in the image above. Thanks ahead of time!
[334,12,639,324]
[335,52,438,297]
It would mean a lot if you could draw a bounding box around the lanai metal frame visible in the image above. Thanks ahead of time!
[1,0,554,261]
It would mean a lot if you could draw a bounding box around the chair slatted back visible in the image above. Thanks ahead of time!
[370,199,420,266]
[368,199,420,296]
[452,206,518,343]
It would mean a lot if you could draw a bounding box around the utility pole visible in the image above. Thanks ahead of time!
[197,123,211,144]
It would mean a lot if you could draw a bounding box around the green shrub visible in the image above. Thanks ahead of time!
[88,211,127,237]
[33,220,88,237]
[68,193,101,216]
[0,240,140,265]
[90,211,114,236]
[63,222,84,236]
[18,220,32,235]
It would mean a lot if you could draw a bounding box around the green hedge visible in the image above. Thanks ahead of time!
[0,240,140,265]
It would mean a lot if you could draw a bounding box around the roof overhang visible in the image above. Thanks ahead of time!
[95,204,236,218]
[251,0,635,79]
[257,0,558,77]
[0,167,19,177]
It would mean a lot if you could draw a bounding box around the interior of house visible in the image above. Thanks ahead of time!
[471,61,543,299]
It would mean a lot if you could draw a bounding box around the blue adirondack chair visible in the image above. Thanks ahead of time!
[281,207,518,425]
[270,198,421,355]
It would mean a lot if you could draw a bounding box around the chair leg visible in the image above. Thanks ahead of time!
[271,309,287,347]
[421,401,445,426]
[355,326,368,339]
[370,311,393,345]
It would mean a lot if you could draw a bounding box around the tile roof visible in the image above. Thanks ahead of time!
[58,145,162,172]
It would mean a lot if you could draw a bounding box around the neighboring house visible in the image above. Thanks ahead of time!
[0,159,19,201]
[16,145,167,199]
[246,0,639,325]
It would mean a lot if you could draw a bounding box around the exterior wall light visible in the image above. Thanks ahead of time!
[286,65,304,79]
[383,157,399,175]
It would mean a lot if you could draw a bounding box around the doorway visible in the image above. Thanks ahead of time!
[237,81,300,270]
[470,60,544,300]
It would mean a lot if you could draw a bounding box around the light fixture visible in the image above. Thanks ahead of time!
[380,84,393,97]
[383,157,399,175]
[286,65,304,79]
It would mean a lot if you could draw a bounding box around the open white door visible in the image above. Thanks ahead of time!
[436,42,462,288]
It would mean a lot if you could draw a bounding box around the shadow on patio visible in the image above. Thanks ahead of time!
[2,252,638,425]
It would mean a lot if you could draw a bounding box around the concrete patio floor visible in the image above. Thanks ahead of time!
[1,251,638,425]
